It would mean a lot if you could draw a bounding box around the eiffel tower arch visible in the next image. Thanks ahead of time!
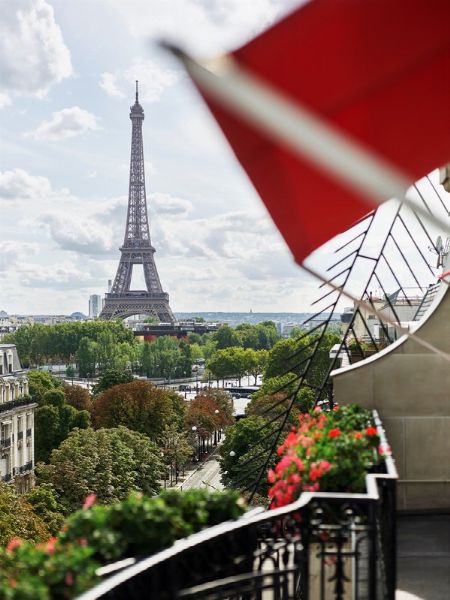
[100,82,175,323]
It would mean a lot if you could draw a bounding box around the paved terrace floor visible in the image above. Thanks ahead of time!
[397,515,450,599]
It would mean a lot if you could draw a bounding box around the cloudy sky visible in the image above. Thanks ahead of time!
[0,0,447,317]
[1,0,328,316]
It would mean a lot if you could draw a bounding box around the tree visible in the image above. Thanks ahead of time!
[96,329,121,372]
[235,324,259,349]
[37,427,164,514]
[256,321,279,349]
[65,364,76,383]
[27,370,61,404]
[24,483,65,535]
[93,368,134,394]
[138,336,193,379]
[197,389,234,427]
[246,387,315,427]
[160,424,193,485]
[185,396,220,439]
[141,341,153,377]
[144,315,158,323]
[76,337,97,378]
[264,332,340,388]
[64,384,92,412]
[218,417,278,494]
[206,347,248,385]
[235,322,279,350]
[244,348,268,384]
[34,389,91,463]
[213,325,240,349]
[93,380,185,439]
[0,482,49,545]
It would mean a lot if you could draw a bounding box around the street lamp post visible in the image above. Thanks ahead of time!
[191,425,201,461]
[214,409,220,445]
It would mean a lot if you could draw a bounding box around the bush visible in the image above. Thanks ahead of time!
[268,404,381,508]
[0,489,247,599]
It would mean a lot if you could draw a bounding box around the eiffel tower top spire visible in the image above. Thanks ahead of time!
[131,80,143,118]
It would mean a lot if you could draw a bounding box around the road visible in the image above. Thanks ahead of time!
[179,454,224,492]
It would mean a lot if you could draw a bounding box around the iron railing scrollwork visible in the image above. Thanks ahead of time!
[77,411,397,600]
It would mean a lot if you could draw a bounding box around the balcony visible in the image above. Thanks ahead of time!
[18,431,23,440]
[0,397,36,414]
[22,461,33,472]
[0,437,11,449]
[2,473,11,482]
[79,412,398,600]
[26,428,32,437]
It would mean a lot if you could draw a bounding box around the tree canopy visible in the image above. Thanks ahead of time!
[219,416,278,494]
[263,332,340,387]
[0,482,49,545]
[4,321,134,367]
[93,380,185,438]
[34,389,91,463]
[93,368,134,395]
[37,426,164,514]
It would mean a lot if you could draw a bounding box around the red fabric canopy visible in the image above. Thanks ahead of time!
[192,0,450,262]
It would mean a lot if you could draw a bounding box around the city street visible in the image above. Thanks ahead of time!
[177,453,224,493]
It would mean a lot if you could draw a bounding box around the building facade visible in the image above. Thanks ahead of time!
[0,344,36,493]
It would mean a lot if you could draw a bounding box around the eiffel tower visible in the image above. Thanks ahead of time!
[100,82,175,322]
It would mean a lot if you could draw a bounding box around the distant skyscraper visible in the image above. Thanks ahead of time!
[89,295,102,318]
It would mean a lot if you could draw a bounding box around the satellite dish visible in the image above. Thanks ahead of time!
[436,235,443,252]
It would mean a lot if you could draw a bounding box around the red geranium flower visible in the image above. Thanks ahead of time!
[328,428,341,438]
[83,493,97,510]
[365,427,377,436]
[6,538,22,553]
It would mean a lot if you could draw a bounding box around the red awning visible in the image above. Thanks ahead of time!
[171,0,450,262]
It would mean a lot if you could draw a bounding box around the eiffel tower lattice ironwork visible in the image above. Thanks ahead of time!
[100,82,175,322]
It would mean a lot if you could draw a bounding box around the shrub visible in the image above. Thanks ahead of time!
[0,489,246,599]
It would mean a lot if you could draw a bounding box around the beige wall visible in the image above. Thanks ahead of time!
[331,281,450,511]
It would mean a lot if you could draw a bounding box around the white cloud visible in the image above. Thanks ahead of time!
[99,72,125,98]
[25,106,99,141]
[0,241,38,273]
[0,0,72,97]
[150,192,192,216]
[19,262,94,289]
[40,214,116,256]
[0,168,53,201]
[125,58,180,102]
[108,0,302,55]
[0,93,11,108]
[100,58,180,103]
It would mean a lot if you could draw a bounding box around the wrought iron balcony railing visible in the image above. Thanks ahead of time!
[78,411,397,600]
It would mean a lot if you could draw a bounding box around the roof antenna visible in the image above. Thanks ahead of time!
[135,80,139,103]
